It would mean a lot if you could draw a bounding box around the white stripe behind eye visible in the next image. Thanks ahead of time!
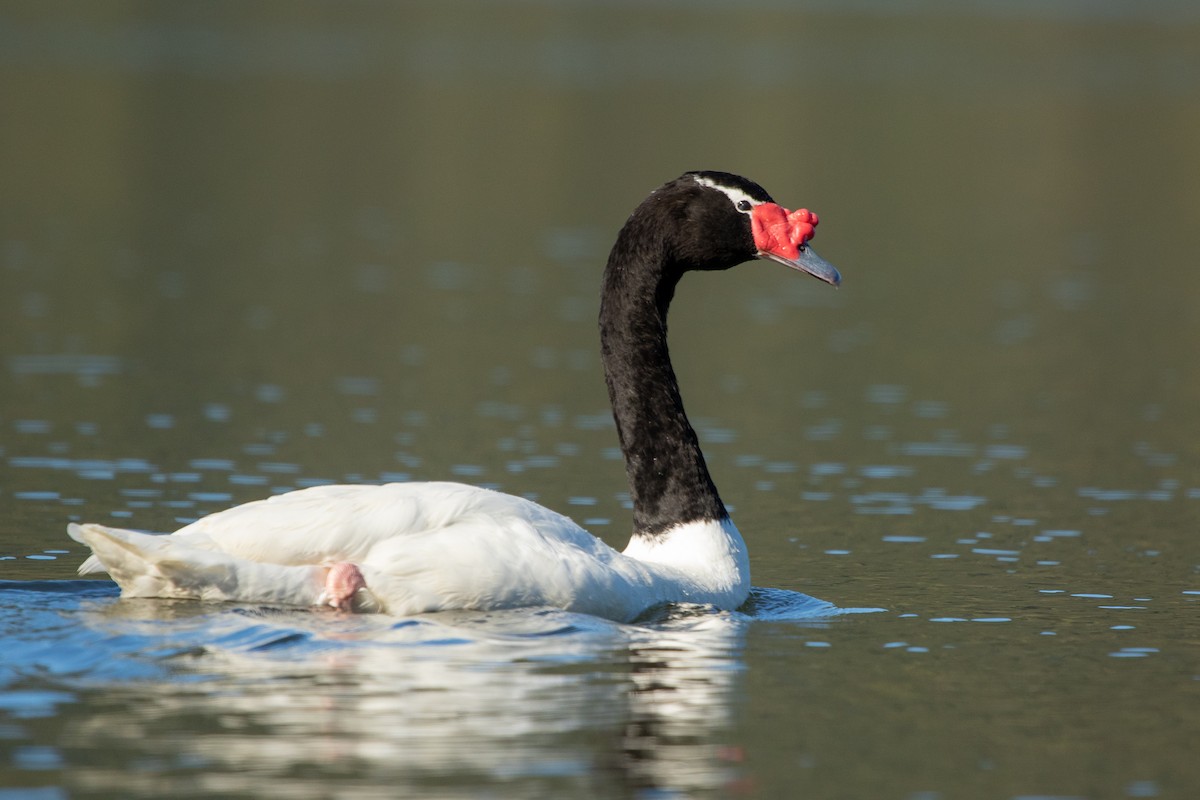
[692,174,760,213]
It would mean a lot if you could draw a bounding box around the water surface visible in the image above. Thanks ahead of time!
[2,1,1198,798]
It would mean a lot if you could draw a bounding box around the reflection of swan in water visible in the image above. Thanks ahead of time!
[52,587,874,797]
[610,610,750,794]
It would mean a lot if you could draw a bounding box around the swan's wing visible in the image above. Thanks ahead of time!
[170,482,560,565]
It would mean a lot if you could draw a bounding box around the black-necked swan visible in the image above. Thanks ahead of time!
[69,171,841,622]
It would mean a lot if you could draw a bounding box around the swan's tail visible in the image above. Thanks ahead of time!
[71,523,161,576]
[67,522,328,606]
[69,523,186,597]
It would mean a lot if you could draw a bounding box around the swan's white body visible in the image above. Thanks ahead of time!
[70,482,750,622]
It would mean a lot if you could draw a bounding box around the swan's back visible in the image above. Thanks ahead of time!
[170,482,601,565]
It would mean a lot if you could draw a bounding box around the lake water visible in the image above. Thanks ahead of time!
[2,2,1198,798]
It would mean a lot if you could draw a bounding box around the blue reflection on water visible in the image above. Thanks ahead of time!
[0,580,873,696]
[0,578,881,795]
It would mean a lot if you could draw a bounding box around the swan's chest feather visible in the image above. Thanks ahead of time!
[621,517,751,607]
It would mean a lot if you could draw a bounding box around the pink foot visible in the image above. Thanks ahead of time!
[323,562,367,611]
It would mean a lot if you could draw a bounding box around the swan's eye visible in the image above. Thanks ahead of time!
[736,200,752,212]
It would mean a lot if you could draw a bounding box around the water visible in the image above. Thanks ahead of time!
[0,581,857,799]
[2,1,1199,798]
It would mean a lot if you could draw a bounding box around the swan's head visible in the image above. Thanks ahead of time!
[663,171,841,286]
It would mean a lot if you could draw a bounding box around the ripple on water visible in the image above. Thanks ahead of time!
[0,689,77,720]
[189,492,233,504]
[851,489,986,515]
[189,459,235,471]
[860,465,914,479]
[742,587,884,619]
[972,548,1020,557]
[1109,647,1160,659]
[203,403,231,422]
[1034,529,1081,542]
[912,400,948,419]
[145,414,175,429]
[13,491,60,501]
[229,474,269,486]
[8,354,124,378]
[9,456,158,479]
[983,444,1028,459]
[335,376,379,396]
[805,420,842,440]
[897,442,976,457]
[866,384,907,405]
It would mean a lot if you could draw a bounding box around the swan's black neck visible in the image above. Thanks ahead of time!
[599,201,729,539]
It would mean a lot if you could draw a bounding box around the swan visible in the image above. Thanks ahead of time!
[69,171,841,622]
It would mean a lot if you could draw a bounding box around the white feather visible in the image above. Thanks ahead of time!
[70,482,750,622]
[691,173,761,212]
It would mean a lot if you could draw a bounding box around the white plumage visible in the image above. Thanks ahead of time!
[70,482,750,622]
